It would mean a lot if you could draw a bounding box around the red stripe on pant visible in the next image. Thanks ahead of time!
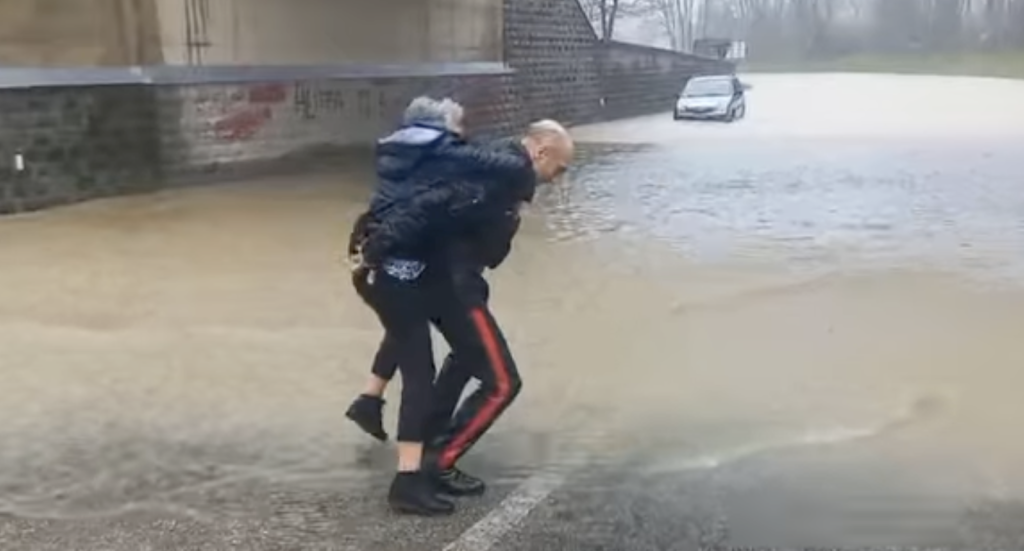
[438,307,512,469]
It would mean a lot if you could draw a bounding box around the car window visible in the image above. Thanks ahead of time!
[682,78,733,97]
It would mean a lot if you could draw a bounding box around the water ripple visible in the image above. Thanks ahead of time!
[546,139,1024,282]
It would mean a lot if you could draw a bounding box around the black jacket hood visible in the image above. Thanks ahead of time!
[374,123,453,183]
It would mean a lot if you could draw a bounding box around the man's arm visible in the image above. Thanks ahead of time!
[360,181,482,265]
[438,140,534,202]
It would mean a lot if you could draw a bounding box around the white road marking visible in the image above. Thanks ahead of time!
[442,414,912,550]
[442,471,567,551]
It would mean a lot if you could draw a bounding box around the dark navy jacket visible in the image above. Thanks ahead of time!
[356,124,536,271]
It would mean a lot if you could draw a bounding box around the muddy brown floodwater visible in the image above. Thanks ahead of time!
[3,73,1024,550]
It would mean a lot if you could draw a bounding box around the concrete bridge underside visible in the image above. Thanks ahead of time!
[0,0,502,66]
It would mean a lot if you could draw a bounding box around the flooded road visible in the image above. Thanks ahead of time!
[4,73,1024,550]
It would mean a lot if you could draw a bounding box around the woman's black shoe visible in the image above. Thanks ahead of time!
[345,394,388,441]
[388,472,456,516]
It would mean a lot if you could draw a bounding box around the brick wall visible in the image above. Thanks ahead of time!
[0,84,160,213]
[599,41,733,119]
[502,0,603,128]
[0,68,511,212]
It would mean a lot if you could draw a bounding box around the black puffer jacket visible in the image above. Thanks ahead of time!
[444,138,535,270]
[357,124,536,269]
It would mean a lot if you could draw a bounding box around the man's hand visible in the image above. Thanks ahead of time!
[346,241,369,273]
[347,211,376,272]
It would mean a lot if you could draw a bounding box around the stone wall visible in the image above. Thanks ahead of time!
[501,0,731,127]
[600,41,732,119]
[0,65,511,212]
[502,0,602,128]
[155,72,511,183]
[0,83,160,213]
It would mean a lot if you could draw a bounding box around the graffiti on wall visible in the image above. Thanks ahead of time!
[293,83,345,119]
[293,82,390,121]
[177,75,505,169]
[183,79,445,171]
[215,83,286,141]
[191,83,287,142]
[190,81,400,144]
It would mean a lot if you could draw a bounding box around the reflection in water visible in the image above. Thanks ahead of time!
[2,73,1024,548]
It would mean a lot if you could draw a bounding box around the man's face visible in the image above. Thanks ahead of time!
[530,140,572,183]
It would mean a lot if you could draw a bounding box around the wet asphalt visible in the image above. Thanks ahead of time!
[4,73,1024,550]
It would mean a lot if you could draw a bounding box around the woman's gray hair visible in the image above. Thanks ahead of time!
[402,96,465,132]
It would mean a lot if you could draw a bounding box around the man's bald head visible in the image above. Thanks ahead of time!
[521,119,575,183]
[527,119,570,139]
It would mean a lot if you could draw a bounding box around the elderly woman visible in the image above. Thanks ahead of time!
[347,96,534,516]
[346,96,466,444]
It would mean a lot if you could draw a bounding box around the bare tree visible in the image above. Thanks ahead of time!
[638,0,697,50]
[579,0,643,39]
[630,0,1023,59]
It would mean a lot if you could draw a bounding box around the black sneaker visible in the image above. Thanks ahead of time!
[345,394,388,441]
[388,472,456,516]
[434,467,487,497]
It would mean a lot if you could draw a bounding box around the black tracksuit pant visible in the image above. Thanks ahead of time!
[426,267,521,471]
[353,268,436,443]
[365,271,488,382]
[364,267,521,471]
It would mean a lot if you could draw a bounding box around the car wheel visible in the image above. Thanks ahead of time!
[673,110,682,121]
[736,105,746,119]
[725,108,737,123]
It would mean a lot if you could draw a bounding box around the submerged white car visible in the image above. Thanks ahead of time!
[673,74,747,122]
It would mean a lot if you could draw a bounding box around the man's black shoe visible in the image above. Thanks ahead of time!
[388,472,455,516]
[434,467,487,497]
[345,394,388,442]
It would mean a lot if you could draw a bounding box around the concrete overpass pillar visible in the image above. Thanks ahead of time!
[0,0,162,66]
[152,0,502,66]
[425,0,502,62]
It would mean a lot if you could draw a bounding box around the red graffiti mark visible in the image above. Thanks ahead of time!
[213,106,271,141]
[248,83,287,104]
